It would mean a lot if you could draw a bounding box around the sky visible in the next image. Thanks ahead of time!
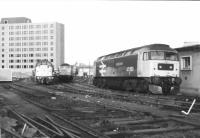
[1,0,200,65]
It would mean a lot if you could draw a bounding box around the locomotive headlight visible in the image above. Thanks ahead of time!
[169,66,173,69]
[159,66,162,69]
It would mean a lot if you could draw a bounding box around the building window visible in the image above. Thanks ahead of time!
[35,53,41,57]
[15,26,21,29]
[16,31,21,35]
[35,36,41,40]
[2,65,4,68]
[29,54,34,57]
[50,47,53,51]
[36,48,41,51]
[51,59,53,62]
[22,25,28,29]
[50,53,53,56]
[15,43,21,46]
[9,37,14,41]
[9,26,13,30]
[29,59,34,63]
[4,20,8,24]
[29,42,34,46]
[16,65,21,68]
[50,30,54,34]
[43,24,48,28]
[9,60,14,63]
[9,54,14,57]
[2,60,4,63]
[2,26,5,30]
[2,54,4,57]
[22,54,28,57]
[29,65,34,68]
[16,54,21,57]
[42,47,48,51]
[35,31,41,34]
[29,48,34,51]
[22,31,28,35]
[29,36,34,40]
[43,53,48,57]
[42,42,48,45]
[16,60,21,63]
[50,24,54,28]
[2,38,4,41]
[50,36,54,39]
[9,32,14,35]
[29,25,34,29]
[181,56,192,70]
[1,43,4,46]
[43,30,48,34]
[2,32,4,35]
[42,36,48,40]
[22,37,28,40]
[36,25,41,28]
[29,31,34,34]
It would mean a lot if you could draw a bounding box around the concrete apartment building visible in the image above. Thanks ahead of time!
[0,17,64,77]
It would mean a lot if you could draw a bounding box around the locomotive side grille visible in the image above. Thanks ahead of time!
[158,63,174,70]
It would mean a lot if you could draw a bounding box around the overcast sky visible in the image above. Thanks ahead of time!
[1,0,200,64]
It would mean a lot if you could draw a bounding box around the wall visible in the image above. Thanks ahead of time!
[179,50,200,96]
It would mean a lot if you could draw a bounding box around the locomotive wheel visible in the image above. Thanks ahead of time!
[135,80,149,93]
[123,80,132,91]
[170,86,179,95]
[162,85,171,95]
[101,79,107,88]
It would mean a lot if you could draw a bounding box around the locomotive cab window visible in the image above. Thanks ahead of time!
[150,51,164,60]
[165,52,178,61]
[143,52,149,60]
[149,51,178,61]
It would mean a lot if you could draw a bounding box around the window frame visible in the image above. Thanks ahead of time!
[181,56,192,70]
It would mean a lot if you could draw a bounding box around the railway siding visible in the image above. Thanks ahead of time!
[2,81,200,138]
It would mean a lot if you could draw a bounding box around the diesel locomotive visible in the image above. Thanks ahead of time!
[34,59,54,84]
[57,63,76,82]
[93,44,182,95]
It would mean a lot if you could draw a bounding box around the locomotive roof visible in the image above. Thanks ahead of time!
[97,44,177,61]
[35,59,53,67]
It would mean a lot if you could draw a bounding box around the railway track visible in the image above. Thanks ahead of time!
[3,81,200,138]
[46,81,200,113]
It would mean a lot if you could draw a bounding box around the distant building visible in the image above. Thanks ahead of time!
[77,63,93,77]
[175,44,200,96]
[0,17,64,77]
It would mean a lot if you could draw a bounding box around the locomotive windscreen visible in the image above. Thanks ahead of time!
[149,51,178,61]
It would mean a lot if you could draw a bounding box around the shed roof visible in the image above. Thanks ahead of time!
[175,45,200,52]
